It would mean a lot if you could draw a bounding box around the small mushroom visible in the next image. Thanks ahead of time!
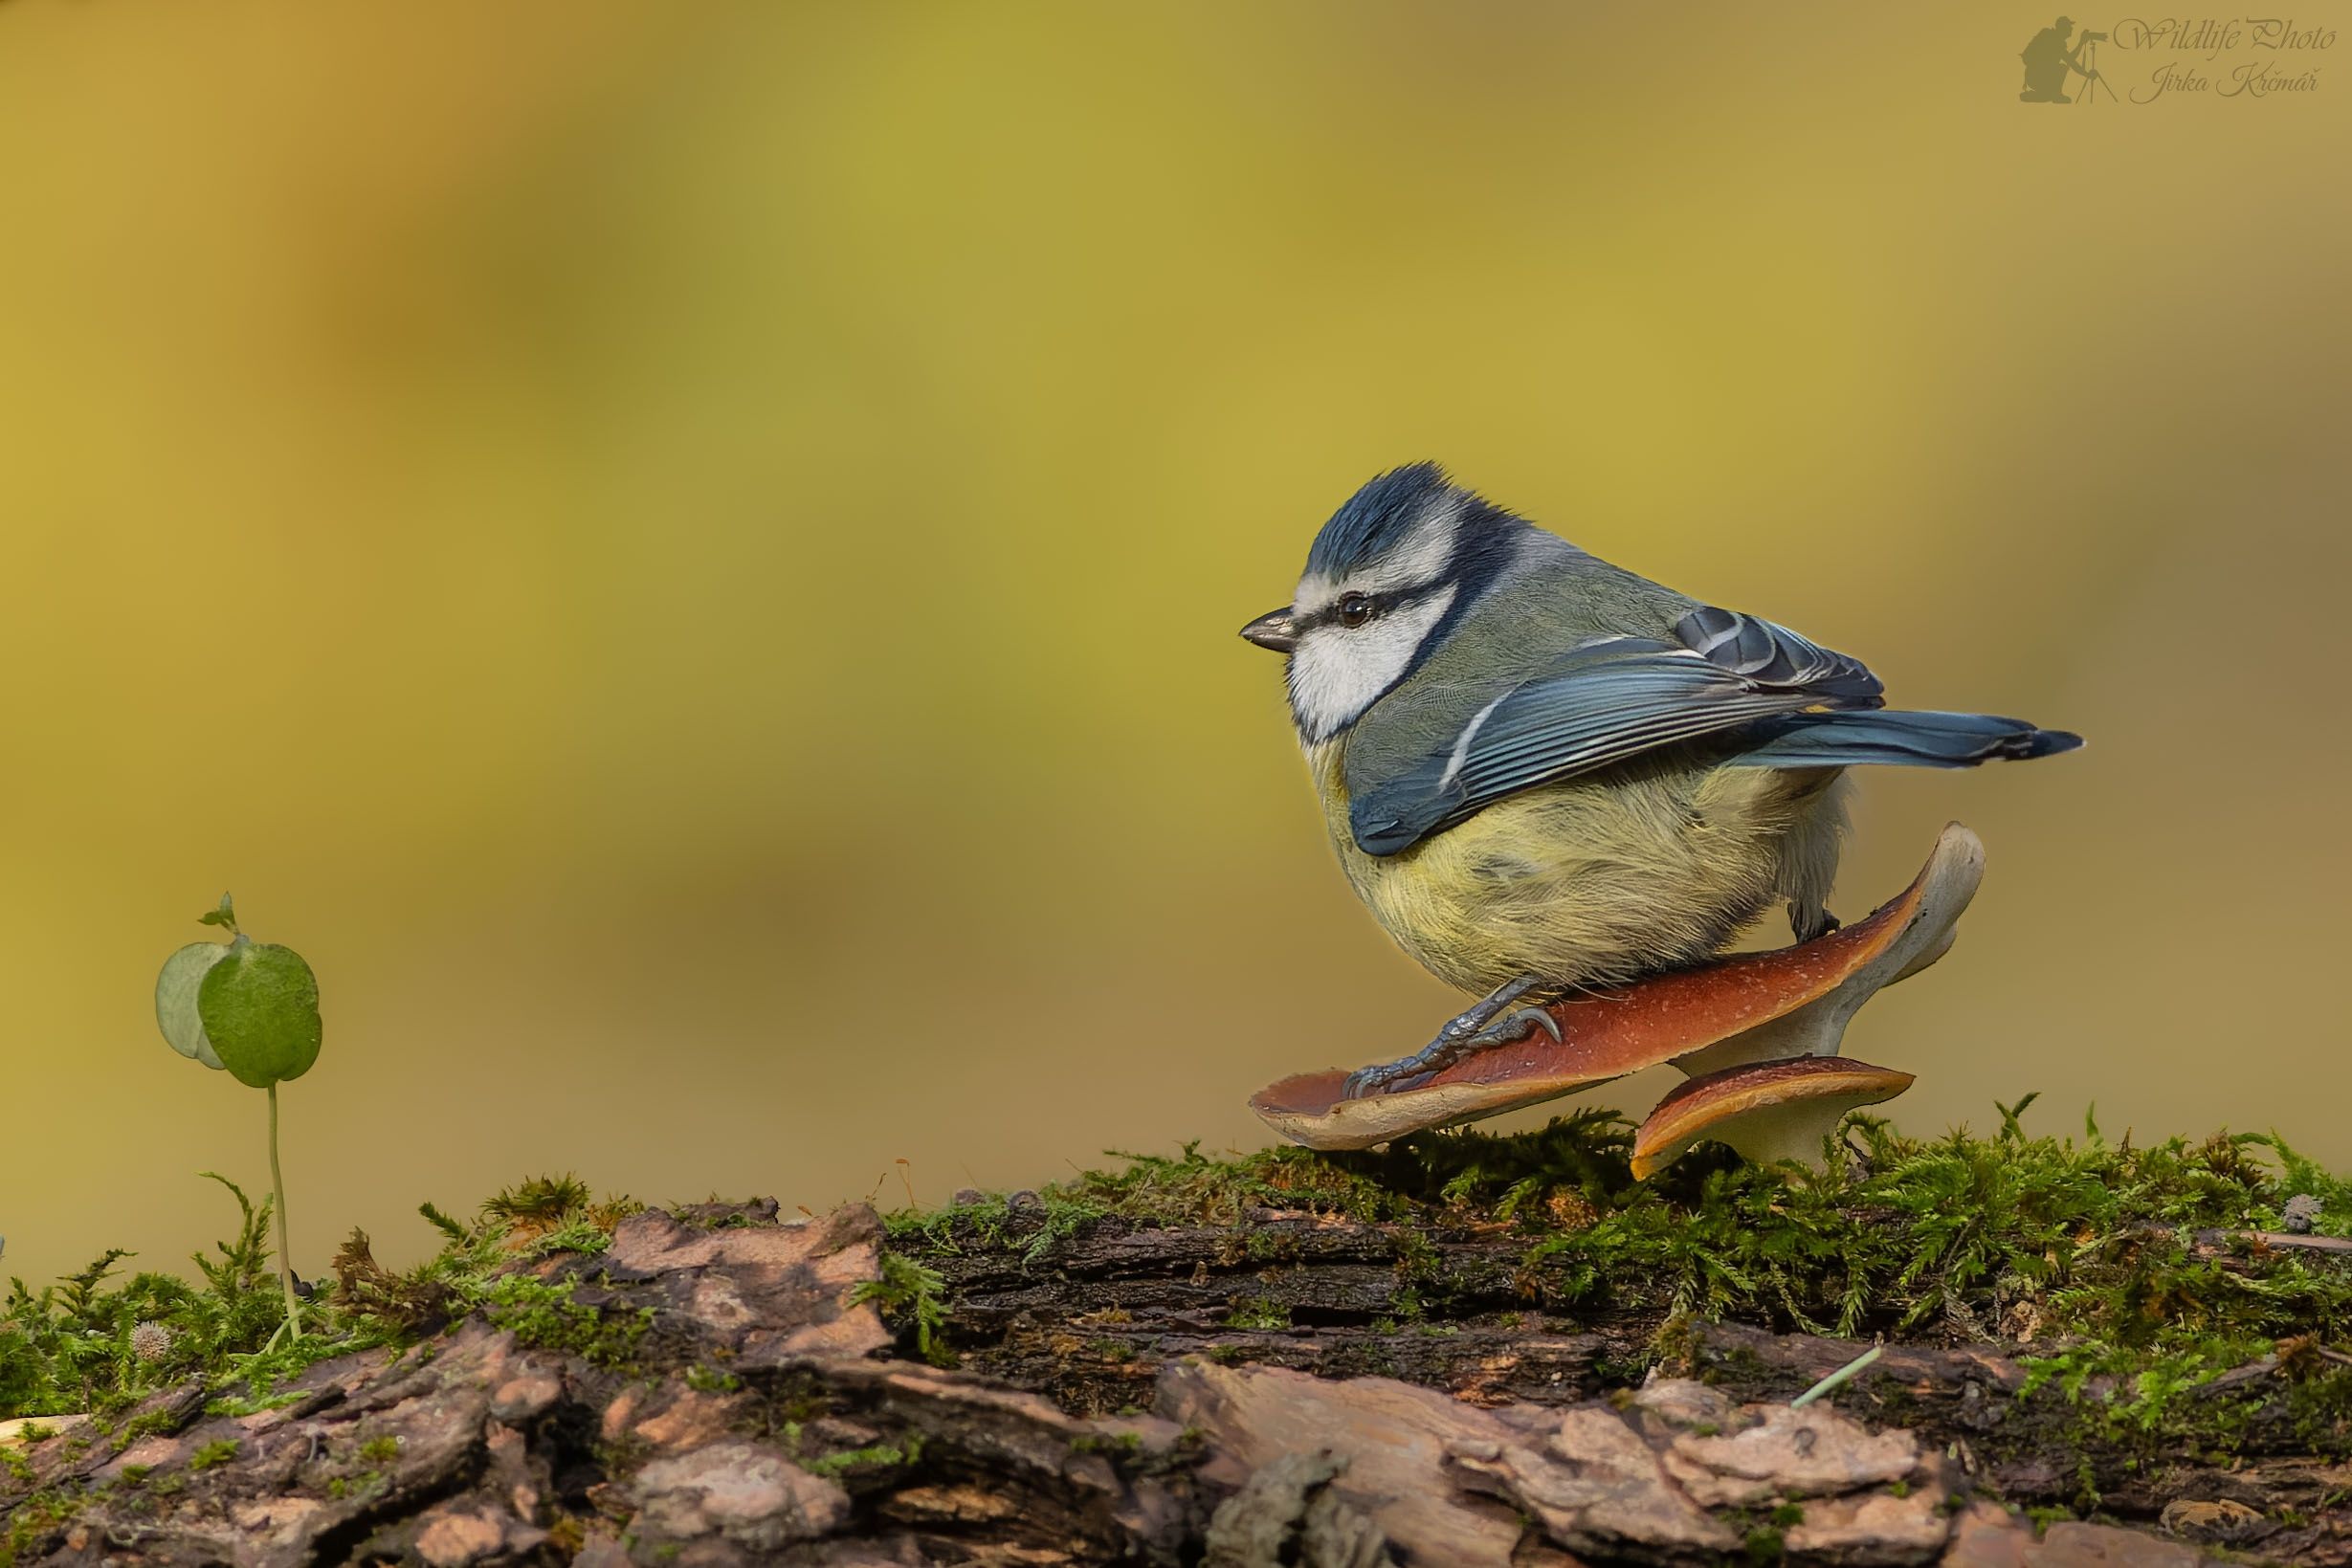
[1251,824,1980,1152]
[1631,1055,1915,1179]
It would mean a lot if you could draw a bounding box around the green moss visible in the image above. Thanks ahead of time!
[1,1170,646,1426]
[472,1176,638,1258]
[1478,1114,2329,1364]
[1222,1297,1292,1331]
[187,1438,239,1470]
[474,1277,651,1368]
[0,1177,331,1421]
[684,1364,742,1394]
[882,1137,1423,1255]
[851,1252,953,1368]
[800,1438,919,1478]
[1242,1229,1297,1263]
[482,1176,594,1227]
[1388,1229,1441,1282]
[525,1219,614,1258]
[1,1488,88,1568]
[886,1193,1110,1269]
[884,1102,2352,1451]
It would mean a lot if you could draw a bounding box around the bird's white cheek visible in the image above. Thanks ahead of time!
[1287,632,1379,744]
[1286,586,1456,743]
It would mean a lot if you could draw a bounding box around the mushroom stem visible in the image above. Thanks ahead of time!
[1669,825,1981,1079]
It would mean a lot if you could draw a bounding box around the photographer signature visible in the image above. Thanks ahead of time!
[2020,16,2108,101]
[2021,14,2333,102]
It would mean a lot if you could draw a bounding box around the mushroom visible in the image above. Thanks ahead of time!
[1250,823,1981,1153]
[1630,1055,1915,1180]
[1668,824,1982,1080]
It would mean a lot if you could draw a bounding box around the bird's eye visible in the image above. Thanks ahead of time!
[1337,593,1375,628]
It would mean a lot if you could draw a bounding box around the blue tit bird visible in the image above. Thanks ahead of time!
[1239,463,2081,1098]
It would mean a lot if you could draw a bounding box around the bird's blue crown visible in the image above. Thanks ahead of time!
[1304,462,1516,582]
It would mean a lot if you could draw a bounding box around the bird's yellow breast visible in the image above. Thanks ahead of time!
[1307,740,1837,994]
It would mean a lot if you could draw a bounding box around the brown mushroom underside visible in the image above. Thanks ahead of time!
[1630,1054,1917,1179]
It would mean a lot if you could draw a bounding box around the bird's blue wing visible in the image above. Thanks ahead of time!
[1672,605,1879,694]
[1345,608,1882,856]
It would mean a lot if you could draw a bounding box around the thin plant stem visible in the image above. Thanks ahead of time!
[1790,1342,1880,1407]
[268,1082,301,1341]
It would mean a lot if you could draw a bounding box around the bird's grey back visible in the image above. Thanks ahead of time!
[1402,529,1699,707]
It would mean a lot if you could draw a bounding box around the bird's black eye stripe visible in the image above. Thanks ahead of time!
[1298,586,1419,632]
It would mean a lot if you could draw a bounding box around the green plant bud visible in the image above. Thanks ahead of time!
[154,941,232,1071]
[196,941,322,1089]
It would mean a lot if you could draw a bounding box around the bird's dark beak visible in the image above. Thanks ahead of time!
[1238,607,1299,653]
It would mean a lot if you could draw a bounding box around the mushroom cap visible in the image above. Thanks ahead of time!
[1630,1055,1915,1180]
[1251,824,1977,1151]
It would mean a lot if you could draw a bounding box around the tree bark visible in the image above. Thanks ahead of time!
[5,1197,2341,1568]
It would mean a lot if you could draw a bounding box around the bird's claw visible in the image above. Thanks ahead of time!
[1339,977,1560,1101]
[1340,1061,1429,1100]
[1791,905,1844,944]
[1476,1005,1562,1048]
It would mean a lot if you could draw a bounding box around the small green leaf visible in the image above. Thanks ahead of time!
[155,941,232,1071]
[198,893,238,933]
[197,942,322,1089]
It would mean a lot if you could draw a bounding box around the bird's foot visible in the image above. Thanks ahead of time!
[1341,976,1563,1100]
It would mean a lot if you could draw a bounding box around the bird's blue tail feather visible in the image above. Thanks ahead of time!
[1732,710,2083,769]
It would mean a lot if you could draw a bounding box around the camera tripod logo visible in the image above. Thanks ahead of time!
[2019,16,2118,102]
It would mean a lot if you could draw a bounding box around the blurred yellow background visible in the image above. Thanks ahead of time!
[3,2,2346,1288]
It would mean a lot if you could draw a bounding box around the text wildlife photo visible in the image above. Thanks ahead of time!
[1,4,2347,1566]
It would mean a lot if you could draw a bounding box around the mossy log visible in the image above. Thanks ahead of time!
[909,1200,2349,1564]
[6,1121,2351,1566]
